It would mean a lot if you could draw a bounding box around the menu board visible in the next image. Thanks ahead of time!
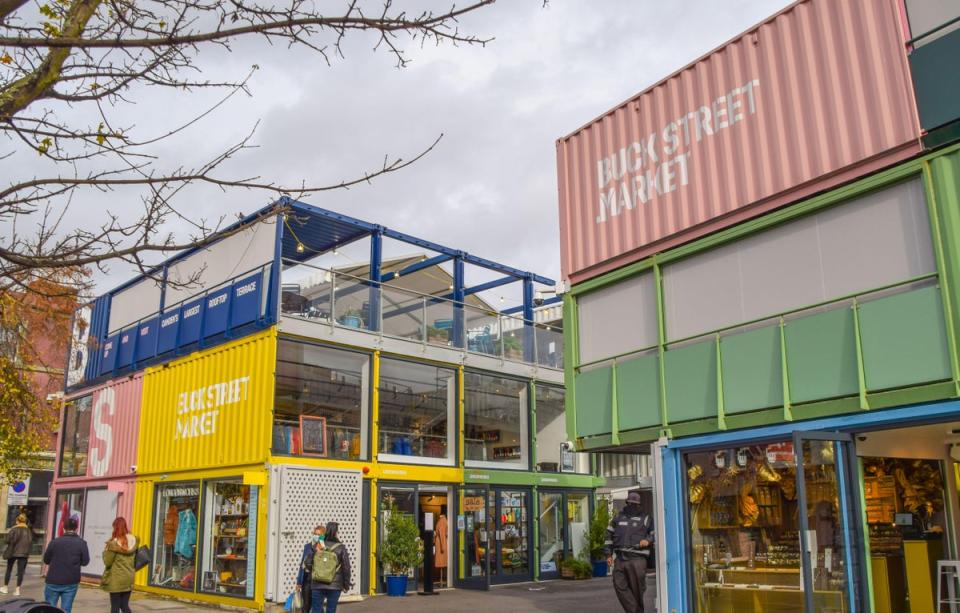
[864,476,899,524]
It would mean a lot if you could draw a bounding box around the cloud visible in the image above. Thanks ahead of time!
[6,0,794,293]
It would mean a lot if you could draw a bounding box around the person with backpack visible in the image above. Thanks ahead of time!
[296,525,326,613]
[2,513,33,596]
[42,516,90,613]
[310,522,351,613]
[101,517,139,613]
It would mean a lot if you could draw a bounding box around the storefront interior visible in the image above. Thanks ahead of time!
[683,421,960,613]
[378,484,453,593]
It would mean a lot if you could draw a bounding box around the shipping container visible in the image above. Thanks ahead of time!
[137,328,277,474]
[557,0,921,285]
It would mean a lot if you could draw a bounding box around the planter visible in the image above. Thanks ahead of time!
[385,574,408,597]
[592,560,609,577]
[560,566,576,580]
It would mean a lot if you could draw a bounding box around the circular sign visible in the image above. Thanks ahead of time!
[11,481,26,494]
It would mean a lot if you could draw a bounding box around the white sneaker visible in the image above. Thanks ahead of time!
[0,585,7,594]
[13,587,19,596]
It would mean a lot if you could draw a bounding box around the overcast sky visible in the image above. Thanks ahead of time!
[18,0,795,301]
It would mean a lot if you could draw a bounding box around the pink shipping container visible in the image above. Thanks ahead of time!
[557,0,922,285]
[47,374,142,572]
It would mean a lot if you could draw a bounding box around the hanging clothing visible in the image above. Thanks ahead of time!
[434,515,448,568]
[174,509,197,558]
[163,505,180,546]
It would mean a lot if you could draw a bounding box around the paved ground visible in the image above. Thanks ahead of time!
[0,564,656,612]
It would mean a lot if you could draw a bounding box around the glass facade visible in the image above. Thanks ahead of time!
[535,385,587,473]
[151,482,200,592]
[58,395,92,477]
[464,373,528,468]
[378,359,456,464]
[273,340,369,460]
[200,481,258,598]
[685,441,852,612]
[52,490,84,537]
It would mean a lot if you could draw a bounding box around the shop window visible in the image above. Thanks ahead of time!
[151,482,200,592]
[577,272,657,364]
[58,396,92,477]
[273,340,369,460]
[377,358,456,465]
[200,481,258,599]
[663,179,934,341]
[464,372,528,469]
[534,385,588,473]
[685,442,852,612]
[52,490,84,537]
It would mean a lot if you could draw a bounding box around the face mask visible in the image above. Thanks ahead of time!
[313,535,324,543]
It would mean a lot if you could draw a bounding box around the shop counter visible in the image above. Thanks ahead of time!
[699,584,846,613]
[903,539,942,613]
[870,556,906,613]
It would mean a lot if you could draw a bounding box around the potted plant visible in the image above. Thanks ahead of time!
[588,501,611,577]
[426,325,449,344]
[498,334,523,360]
[338,307,364,328]
[560,555,593,580]
[380,505,422,596]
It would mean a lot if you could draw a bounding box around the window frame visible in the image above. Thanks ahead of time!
[463,370,530,471]
[58,395,92,478]
[272,339,372,462]
[376,356,458,467]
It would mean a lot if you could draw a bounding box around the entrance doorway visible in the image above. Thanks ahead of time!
[854,422,957,613]
[377,483,453,594]
[538,490,592,580]
[456,486,533,589]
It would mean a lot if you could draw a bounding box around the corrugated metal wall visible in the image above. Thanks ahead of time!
[88,376,143,479]
[557,0,921,285]
[137,328,277,474]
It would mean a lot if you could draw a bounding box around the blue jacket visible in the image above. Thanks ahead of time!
[43,533,90,585]
[174,509,197,558]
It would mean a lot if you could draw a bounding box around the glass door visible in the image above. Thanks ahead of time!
[492,488,531,583]
[538,492,563,579]
[456,486,490,590]
[793,431,863,613]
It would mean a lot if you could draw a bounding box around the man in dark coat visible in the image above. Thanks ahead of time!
[606,492,654,613]
[42,516,90,613]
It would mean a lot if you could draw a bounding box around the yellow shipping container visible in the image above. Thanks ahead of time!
[138,328,277,474]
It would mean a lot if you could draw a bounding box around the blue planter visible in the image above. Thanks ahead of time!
[592,560,609,577]
[385,574,408,597]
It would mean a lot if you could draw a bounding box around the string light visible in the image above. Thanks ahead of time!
[296,242,305,253]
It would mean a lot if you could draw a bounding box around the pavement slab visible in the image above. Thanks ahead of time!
[2,564,656,612]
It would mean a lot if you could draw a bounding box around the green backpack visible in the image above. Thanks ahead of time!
[311,543,342,584]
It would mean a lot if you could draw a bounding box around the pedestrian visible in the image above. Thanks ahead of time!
[42,515,89,613]
[296,524,326,613]
[606,492,654,613]
[310,521,351,613]
[101,517,138,613]
[2,513,33,596]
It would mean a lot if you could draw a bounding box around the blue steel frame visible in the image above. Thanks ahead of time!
[69,198,556,393]
[660,398,960,612]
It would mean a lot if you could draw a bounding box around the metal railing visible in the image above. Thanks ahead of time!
[280,259,563,369]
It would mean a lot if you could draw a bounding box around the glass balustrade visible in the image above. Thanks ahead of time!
[280,260,562,368]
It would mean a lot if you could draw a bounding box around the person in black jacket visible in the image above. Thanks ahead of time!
[310,521,351,613]
[2,513,33,596]
[42,516,90,613]
[606,492,654,613]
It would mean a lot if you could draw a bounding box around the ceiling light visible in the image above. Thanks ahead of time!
[296,242,305,253]
[332,247,338,256]
[448,284,454,290]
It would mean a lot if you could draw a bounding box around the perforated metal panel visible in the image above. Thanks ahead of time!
[268,466,363,600]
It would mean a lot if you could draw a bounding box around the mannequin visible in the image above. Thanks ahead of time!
[434,514,448,585]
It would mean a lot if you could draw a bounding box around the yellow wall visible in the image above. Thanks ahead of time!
[132,465,269,611]
[138,329,277,475]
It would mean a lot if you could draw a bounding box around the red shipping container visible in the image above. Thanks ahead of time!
[557,0,921,285]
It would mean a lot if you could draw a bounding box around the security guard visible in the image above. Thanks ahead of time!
[606,492,654,613]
